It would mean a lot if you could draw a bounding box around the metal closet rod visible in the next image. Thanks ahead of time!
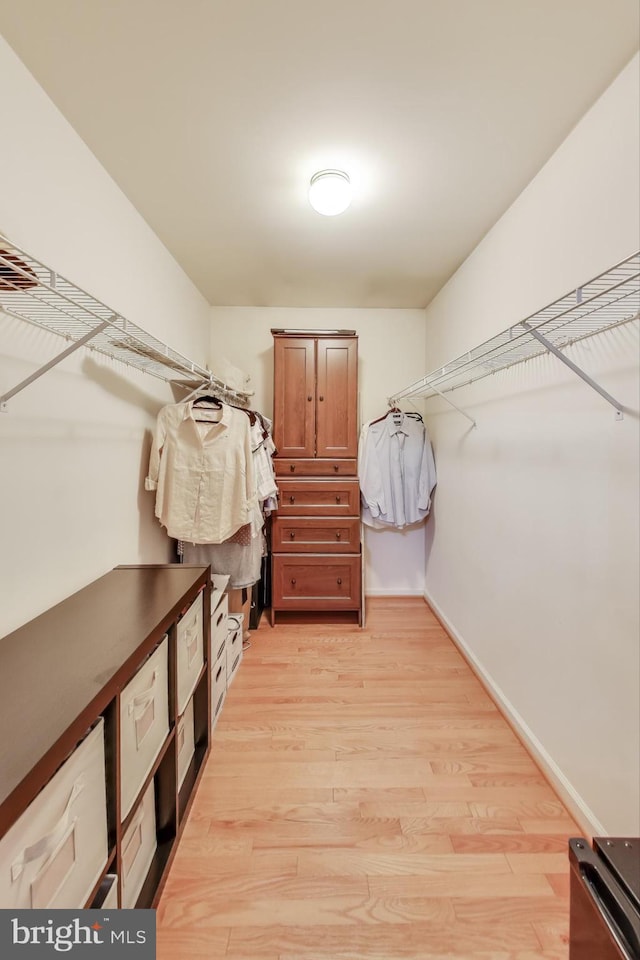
[0,236,253,409]
[389,251,640,422]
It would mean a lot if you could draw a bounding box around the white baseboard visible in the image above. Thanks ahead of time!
[365,588,426,597]
[424,587,606,839]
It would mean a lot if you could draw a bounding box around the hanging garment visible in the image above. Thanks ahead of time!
[145,400,257,543]
[250,416,278,504]
[182,529,265,590]
[359,410,437,529]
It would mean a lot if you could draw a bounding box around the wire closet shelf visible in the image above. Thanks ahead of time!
[389,252,639,414]
[0,235,253,407]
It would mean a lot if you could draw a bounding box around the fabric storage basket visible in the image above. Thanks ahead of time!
[210,593,228,664]
[176,592,204,716]
[0,718,108,909]
[176,697,195,790]
[120,780,156,909]
[120,638,169,820]
[226,614,243,686]
[211,651,227,730]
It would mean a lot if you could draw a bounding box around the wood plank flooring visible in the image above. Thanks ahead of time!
[157,598,578,959]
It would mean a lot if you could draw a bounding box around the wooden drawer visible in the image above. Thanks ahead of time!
[272,555,361,610]
[274,459,357,477]
[272,516,360,553]
[275,479,360,516]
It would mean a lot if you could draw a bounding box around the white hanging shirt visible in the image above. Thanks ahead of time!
[145,401,257,543]
[359,412,436,529]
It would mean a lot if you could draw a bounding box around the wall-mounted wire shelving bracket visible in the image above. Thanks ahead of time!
[0,235,253,410]
[389,252,639,423]
[1,322,110,412]
[521,321,625,419]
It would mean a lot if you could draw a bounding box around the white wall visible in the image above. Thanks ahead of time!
[0,37,211,637]
[421,54,640,835]
[208,307,428,595]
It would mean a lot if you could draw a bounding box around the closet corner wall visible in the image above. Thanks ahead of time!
[270,329,362,625]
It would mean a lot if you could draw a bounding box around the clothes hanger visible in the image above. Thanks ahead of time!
[191,394,223,423]
[369,404,401,426]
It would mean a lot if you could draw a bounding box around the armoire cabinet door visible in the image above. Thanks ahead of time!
[273,337,316,458]
[315,338,358,458]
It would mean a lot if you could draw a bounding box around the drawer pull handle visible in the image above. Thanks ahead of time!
[289,531,296,539]
[289,496,295,504]
[337,578,342,586]
[336,495,341,503]
[291,578,296,585]
[290,464,295,472]
[334,464,339,472]
[336,531,341,539]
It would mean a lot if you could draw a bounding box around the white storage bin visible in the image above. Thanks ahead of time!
[176,698,195,790]
[226,614,244,686]
[121,780,156,909]
[0,719,108,909]
[210,594,228,663]
[210,574,230,617]
[176,592,204,715]
[120,638,169,820]
[211,654,227,730]
[212,687,226,729]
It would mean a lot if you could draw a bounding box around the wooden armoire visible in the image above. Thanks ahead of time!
[270,329,362,625]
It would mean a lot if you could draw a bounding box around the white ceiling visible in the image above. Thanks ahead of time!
[0,1,638,309]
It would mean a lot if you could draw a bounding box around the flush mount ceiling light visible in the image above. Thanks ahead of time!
[308,169,352,216]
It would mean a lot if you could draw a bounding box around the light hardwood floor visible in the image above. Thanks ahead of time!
[157,597,578,959]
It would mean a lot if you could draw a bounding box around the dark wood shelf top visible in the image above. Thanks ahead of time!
[0,564,209,827]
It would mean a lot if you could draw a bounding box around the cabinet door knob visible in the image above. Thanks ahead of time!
[289,495,295,503]
[307,395,313,401]
[319,395,324,401]
[291,578,296,585]
[290,464,295,472]
[289,531,295,539]
[336,531,341,539]
[336,495,341,503]
[337,578,342,586]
